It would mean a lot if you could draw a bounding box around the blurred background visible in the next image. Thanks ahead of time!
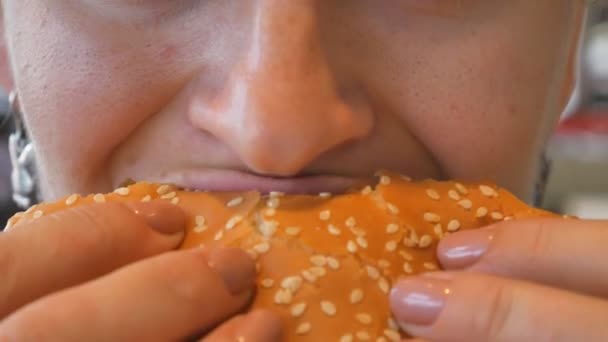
[0,5,607,224]
[544,4,608,219]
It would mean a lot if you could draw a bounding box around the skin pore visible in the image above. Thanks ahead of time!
[7,3,608,342]
[0,1,583,203]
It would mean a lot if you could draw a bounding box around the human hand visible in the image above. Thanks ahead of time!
[390,218,608,342]
[0,201,282,341]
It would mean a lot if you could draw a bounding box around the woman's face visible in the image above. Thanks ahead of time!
[0,1,583,202]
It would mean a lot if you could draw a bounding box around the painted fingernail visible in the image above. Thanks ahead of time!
[390,274,452,326]
[236,309,284,341]
[437,228,495,269]
[126,201,186,235]
[207,247,256,295]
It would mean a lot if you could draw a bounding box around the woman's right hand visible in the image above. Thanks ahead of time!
[0,201,282,341]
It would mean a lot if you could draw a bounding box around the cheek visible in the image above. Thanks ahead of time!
[404,46,559,195]
[346,2,571,196]
[14,39,141,196]
[424,30,565,180]
[7,3,197,198]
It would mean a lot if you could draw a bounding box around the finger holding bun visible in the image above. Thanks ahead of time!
[5,171,559,341]
[0,200,186,320]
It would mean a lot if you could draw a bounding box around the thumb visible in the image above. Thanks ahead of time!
[389,272,608,342]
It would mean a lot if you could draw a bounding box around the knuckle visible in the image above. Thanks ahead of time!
[524,220,554,263]
[477,282,517,340]
[56,202,150,251]
[474,226,515,273]
[153,251,215,305]
[479,220,553,272]
[36,202,155,264]
[155,250,246,311]
[66,202,142,235]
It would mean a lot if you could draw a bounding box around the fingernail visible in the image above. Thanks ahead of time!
[207,247,256,295]
[437,227,495,269]
[390,274,452,326]
[236,309,284,341]
[126,201,186,235]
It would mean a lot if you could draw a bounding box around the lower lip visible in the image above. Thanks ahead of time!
[154,169,370,194]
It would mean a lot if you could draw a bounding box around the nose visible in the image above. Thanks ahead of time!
[189,0,374,176]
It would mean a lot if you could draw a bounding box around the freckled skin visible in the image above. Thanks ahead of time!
[0,1,584,203]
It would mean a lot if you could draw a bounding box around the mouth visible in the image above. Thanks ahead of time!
[149,169,373,195]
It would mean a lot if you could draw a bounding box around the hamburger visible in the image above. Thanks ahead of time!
[5,171,558,341]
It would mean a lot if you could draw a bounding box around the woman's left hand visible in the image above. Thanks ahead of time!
[389,218,608,342]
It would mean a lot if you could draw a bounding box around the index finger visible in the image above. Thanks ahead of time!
[0,201,185,319]
[0,247,256,341]
[390,272,608,342]
[437,218,608,297]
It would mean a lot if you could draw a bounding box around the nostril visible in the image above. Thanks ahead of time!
[186,1,375,177]
[237,117,373,177]
[187,76,376,176]
[237,137,317,177]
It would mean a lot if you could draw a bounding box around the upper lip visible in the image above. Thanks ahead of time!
[148,168,373,194]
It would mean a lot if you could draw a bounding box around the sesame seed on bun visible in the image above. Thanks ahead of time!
[6,171,559,340]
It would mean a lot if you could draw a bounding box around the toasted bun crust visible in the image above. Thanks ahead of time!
[6,172,557,341]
